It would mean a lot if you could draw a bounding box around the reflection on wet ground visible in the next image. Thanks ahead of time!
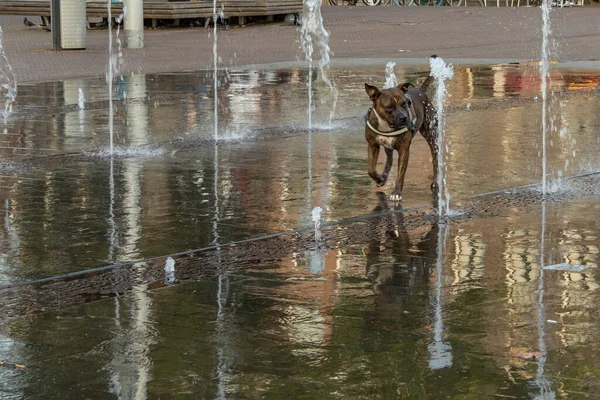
[2,193,600,398]
[0,64,598,284]
[0,63,599,398]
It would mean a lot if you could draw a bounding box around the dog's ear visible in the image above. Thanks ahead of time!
[365,83,381,102]
[399,82,414,93]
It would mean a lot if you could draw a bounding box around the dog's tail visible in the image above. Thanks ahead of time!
[419,55,438,92]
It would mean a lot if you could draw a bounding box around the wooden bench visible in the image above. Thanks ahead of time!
[0,0,302,21]
[0,1,51,17]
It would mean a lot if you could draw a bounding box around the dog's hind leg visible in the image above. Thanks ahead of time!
[422,131,438,191]
[421,106,439,191]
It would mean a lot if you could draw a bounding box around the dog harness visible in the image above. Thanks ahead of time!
[365,94,418,137]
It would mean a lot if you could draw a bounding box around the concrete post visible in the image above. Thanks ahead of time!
[51,0,61,51]
[124,0,144,48]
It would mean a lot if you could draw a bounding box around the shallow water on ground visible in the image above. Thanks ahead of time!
[0,63,599,398]
[1,195,599,398]
[0,64,598,284]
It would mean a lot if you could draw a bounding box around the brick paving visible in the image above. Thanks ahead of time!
[1,5,600,83]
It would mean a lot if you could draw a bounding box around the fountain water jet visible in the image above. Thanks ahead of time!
[535,4,561,384]
[300,0,338,128]
[534,8,559,394]
[429,56,454,217]
[299,10,314,129]
[212,6,222,141]
[106,2,126,266]
[107,1,126,155]
[540,0,551,196]
[299,1,335,233]
[383,62,398,89]
[107,1,114,154]
[0,26,17,130]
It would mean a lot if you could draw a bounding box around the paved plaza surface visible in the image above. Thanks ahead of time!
[1,6,600,83]
[2,4,600,398]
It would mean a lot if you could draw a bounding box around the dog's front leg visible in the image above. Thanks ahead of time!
[378,148,393,186]
[367,143,385,186]
[390,135,413,202]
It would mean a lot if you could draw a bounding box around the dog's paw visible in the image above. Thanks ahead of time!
[376,173,388,187]
[389,193,402,202]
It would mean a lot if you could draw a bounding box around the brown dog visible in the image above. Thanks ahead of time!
[365,57,439,202]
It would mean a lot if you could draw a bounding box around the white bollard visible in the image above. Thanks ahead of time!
[124,0,144,48]
[52,0,86,50]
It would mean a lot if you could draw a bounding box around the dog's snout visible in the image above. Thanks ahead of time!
[393,110,408,127]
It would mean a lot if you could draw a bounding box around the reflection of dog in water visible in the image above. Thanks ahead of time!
[365,193,437,304]
[364,56,440,202]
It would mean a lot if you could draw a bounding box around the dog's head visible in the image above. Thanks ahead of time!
[365,82,415,131]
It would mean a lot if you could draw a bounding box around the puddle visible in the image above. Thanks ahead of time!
[0,64,597,285]
[0,62,599,397]
[1,195,600,397]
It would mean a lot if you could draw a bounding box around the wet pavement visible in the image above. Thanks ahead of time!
[0,63,600,398]
[1,191,600,398]
[0,63,598,284]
